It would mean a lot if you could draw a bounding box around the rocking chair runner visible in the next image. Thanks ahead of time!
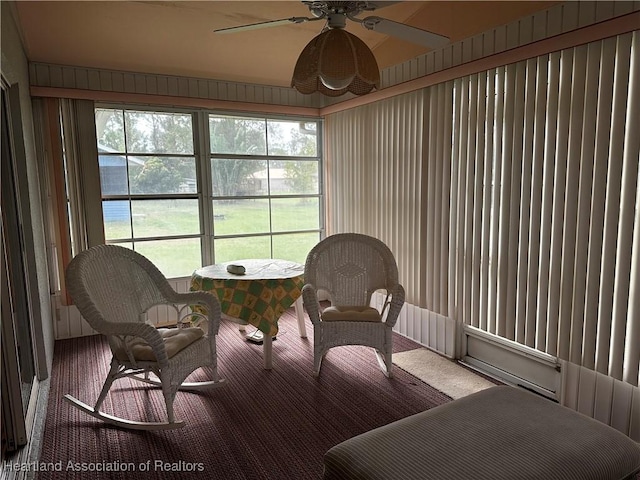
[64,244,225,430]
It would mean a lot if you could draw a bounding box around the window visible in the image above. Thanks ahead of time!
[95,109,200,278]
[209,115,321,263]
[95,108,322,278]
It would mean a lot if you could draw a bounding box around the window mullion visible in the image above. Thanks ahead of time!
[195,110,213,266]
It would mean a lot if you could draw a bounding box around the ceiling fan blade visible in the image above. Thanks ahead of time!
[365,1,401,9]
[214,16,319,34]
[361,16,449,49]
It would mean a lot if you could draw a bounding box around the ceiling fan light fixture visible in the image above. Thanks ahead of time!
[320,71,355,90]
[291,28,380,97]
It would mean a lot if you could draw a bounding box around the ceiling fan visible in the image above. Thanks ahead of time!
[213,1,450,50]
[214,1,450,97]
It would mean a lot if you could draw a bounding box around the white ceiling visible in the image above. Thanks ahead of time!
[14,1,560,88]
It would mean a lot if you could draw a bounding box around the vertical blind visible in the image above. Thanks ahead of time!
[325,89,453,310]
[452,31,639,386]
[325,31,640,386]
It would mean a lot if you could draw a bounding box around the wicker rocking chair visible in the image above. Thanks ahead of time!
[302,233,405,377]
[64,244,225,430]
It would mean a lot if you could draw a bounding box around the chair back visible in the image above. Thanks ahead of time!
[66,244,175,332]
[304,233,399,306]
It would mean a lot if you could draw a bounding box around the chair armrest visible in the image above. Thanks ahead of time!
[171,290,222,337]
[100,319,161,340]
[383,283,405,328]
[103,321,169,367]
[302,284,322,326]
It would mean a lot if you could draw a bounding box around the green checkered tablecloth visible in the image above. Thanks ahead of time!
[190,259,304,336]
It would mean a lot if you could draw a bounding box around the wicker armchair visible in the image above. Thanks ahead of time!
[302,233,405,377]
[64,244,225,430]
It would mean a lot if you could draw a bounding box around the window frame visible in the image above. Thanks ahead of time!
[95,104,324,277]
[207,112,323,264]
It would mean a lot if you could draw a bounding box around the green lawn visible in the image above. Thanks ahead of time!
[104,199,320,277]
[212,198,319,235]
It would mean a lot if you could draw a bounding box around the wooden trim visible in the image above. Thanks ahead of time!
[320,11,640,116]
[44,98,73,306]
[29,88,321,118]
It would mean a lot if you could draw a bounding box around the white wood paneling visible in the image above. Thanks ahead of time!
[630,391,640,440]
[611,380,635,435]
[562,360,640,441]
[576,366,597,416]
[593,373,615,425]
[53,294,97,339]
[374,292,456,358]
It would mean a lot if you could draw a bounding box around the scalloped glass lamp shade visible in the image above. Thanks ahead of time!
[291,29,380,97]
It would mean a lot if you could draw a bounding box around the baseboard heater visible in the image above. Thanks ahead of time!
[462,326,562,401]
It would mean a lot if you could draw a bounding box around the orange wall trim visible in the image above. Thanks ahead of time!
[320,11,640,115]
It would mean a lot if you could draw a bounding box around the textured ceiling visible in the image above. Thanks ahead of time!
[14,1,559,88]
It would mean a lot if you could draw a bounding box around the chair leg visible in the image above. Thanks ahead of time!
[313,351,324,377]
[95,358,119,410]
[385,350,393,378]
[160,372,178,424]
[313,335,326,376]
[374,349,393,378]
[208,365,222,383]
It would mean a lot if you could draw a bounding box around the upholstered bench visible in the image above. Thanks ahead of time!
[324,385,640,479]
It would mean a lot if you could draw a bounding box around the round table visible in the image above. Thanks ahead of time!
[190,259,307,369]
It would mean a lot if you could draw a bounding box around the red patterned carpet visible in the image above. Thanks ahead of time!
[37,309,451,479]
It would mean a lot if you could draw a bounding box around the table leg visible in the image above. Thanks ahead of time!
[263,334,273,369]
[294,297,307,338]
